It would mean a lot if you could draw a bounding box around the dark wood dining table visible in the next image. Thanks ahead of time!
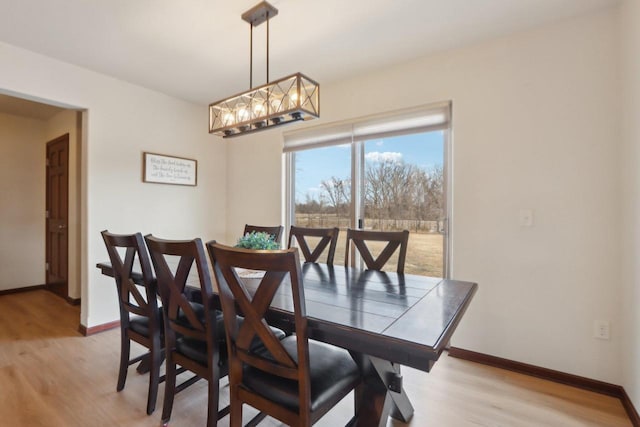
[97,260,477,427]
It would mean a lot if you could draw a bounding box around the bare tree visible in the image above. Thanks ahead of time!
[320,177,350,226]
[424,165,444,230]
[364,160,443,232]
[322,178,349,210]
[295,161,444,233]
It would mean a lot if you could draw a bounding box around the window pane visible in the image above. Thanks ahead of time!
[293,145,351,266]
[363,131,444,277]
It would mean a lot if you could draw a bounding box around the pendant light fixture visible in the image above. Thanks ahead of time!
[209,1,320,138]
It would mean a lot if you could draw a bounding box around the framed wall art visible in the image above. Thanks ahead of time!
[142,152,197,186]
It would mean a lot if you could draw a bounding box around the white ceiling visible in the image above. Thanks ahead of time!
[0,0,620,106]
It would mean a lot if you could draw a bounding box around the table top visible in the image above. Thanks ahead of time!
[96,261,477,372]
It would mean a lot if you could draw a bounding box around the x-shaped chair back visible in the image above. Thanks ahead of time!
[101,231,157,319]
[146,236,231,427]
[208,243,309,385]
[287,226,339,264]
[345,228,410,274]
[101,230,164,415]
[145,236,214,342]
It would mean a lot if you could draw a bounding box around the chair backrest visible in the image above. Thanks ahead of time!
[287,226,339,264]
[207,243,311,409]
[243,224,284,244]
[144,235,218,345]
[101,230,158,321]
[345,228,410,274]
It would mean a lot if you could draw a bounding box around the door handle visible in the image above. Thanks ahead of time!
[58,224,67,230]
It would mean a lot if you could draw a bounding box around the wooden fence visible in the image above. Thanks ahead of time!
[294,214,443,233]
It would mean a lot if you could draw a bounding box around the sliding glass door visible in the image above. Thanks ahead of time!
[285,103,451,277]
[291,144,352,266]
[362,132,445,277]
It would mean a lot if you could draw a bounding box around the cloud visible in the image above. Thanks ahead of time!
[365,151,403,163]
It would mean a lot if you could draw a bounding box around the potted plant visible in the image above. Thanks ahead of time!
[235,231,279,250]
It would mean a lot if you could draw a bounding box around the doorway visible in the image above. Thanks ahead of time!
[46,134,69,299]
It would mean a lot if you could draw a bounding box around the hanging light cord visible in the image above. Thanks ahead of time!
[249,11,271,90]
[266,11,270,84]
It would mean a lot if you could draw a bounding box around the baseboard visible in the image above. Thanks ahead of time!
[0,284,46,296]
[79,320,120,336]
[621,387,640,427]
[65,296,81,306]
[448,347,639,426]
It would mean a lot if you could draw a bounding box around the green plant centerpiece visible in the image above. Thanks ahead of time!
[235,231,279,250]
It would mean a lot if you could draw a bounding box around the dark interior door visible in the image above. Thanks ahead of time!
[46,134,69,299]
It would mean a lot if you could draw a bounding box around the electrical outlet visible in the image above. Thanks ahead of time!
[593,320,610,340]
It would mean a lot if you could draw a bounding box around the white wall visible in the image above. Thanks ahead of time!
[0,113,46,290]
[620,0,640,411]
[0,42,227,327]
[226,9,623,384]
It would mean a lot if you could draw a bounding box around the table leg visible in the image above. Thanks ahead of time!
[136,354,151,374]
[136,350,166,375]
[370,358,414,422]
[351,353,414,426]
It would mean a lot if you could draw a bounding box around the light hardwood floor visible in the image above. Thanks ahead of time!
[0,290,632,427]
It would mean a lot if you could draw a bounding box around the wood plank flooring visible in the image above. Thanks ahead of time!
[0,290,632,427]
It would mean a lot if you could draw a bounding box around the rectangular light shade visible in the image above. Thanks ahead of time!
[209,72,319,138]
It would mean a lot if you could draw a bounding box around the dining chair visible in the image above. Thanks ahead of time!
[100,230,164,415]
[207,242,362,427]
[144,235,230,427]
[345,228,410,274]
[287,226,340,265]
[243,224,284,245]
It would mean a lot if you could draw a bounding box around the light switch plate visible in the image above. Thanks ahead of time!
[593,320,610,340]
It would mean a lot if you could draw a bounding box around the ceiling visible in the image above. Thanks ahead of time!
[0,0,620,108]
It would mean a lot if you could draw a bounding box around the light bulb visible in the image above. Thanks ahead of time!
[270,97,283,113]
[222,112,235,126]
[289,91,301,109]
[236,103,249,122]
[253,101,266,116]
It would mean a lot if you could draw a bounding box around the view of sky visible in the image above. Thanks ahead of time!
[294,131,444,203]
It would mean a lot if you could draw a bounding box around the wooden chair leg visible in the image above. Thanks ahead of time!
[146,342,162,415]
[230,384,243,427]
[117,330,130,392]
[161,357,177,425]
[206,373,220,427]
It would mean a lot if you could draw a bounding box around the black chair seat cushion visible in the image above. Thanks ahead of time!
[175,314,286,367]
[176,335,228,367]
[174,302,219,332]
[243,337,361,413]
[128,307,164,338]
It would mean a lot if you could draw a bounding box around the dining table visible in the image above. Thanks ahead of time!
[96,259,477,427]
